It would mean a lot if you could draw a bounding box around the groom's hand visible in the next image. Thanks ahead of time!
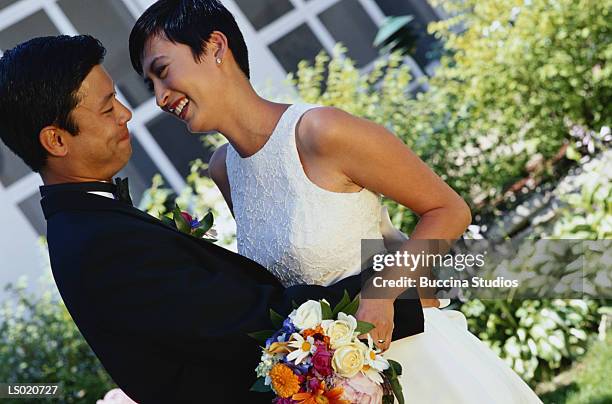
[356,298,394,352]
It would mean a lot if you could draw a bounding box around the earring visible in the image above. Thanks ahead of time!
[216,57,222,64]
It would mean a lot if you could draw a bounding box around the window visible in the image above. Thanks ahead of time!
[0,10,60,50]
[58,0,150,108]
[235,0,294,30]
[319,0,379,67]
[18,193,46,236]
[0,0,18,10]
[0,142,31,187]
[146,115,212,178]
[373,0,441,69]
[269,23,324,74]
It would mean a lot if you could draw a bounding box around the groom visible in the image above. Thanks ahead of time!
[0,36,423,403]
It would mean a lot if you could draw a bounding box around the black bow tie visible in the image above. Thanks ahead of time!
[40,178,133,206]
[113,177,133,205]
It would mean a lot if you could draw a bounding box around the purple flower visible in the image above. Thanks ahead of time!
[307,377,321,392]
[282,318,297,334]
[287,362,311,376]
[266,318,296,346]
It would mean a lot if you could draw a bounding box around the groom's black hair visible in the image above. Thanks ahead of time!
[0,35,106,172]
[129,0,250,79]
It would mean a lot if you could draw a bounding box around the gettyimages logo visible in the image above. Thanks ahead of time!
[372,250,486,272]
[360,239,612,300]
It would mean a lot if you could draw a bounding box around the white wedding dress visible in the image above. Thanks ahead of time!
[225,103,542,403]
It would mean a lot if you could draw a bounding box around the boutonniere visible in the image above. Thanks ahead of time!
[160,205,217,242]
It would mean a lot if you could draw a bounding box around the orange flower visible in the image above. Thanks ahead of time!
[269,364,301,398]
[293,381,350,404]
[303,325,324,338]
[302,326,331,346]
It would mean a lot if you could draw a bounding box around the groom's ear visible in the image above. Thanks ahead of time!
[208,31,229,61]
[39,126,69,158]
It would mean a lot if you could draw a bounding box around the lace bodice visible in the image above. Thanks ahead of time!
[226,103,384,287]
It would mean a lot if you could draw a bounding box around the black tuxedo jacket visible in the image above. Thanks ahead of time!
[41,189,424,403]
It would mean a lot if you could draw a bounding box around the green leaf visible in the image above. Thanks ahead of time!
[382,394,395,404]
[247,329,275,345]
[388,359,403,376]
[172,206,191,233]
[270,309,285,329]
[566,145,582,161]
[250,377,271,393]
[384,360,404,404]
[321,300,333,320]
[390,378,405,404]
[343,294,360,316]
[332,290,352,317]
[198,211,214,232]
[192,228,207,238]
[355,320,375,335]
[160,215,175,228]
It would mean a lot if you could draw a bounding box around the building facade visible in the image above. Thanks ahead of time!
[0,0,444,295]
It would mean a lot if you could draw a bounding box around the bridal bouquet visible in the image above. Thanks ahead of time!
[250,293,404,404]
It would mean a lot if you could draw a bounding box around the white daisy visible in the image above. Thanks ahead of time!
[361,334,390,384]
[287,333,316,365]
[365,334,390,371]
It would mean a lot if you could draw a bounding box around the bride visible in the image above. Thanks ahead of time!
[131,1,542,402]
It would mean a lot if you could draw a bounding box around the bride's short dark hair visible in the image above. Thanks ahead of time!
[129,0,250,79]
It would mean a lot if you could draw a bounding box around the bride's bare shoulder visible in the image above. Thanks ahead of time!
[297,106,365,155]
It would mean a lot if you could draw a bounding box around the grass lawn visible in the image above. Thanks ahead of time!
[539,333,612,404]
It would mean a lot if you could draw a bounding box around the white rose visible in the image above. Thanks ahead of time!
[332,342,366,378]
[290,300,322,330]
[324,312,358,348]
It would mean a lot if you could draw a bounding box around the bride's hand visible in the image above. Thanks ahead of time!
[355,298,394,352]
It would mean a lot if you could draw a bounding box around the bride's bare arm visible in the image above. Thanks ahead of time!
[298,106,471,349]
[298,107,470,235]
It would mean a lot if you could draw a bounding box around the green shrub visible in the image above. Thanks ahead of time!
[550,149,612,239]
[460,151,611,385]
[541,333,612,404]
[461,298,601,385]
[0,278,115,403]
[290,0,611,232]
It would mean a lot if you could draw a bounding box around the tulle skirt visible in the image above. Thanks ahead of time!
[385,308,543,404]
